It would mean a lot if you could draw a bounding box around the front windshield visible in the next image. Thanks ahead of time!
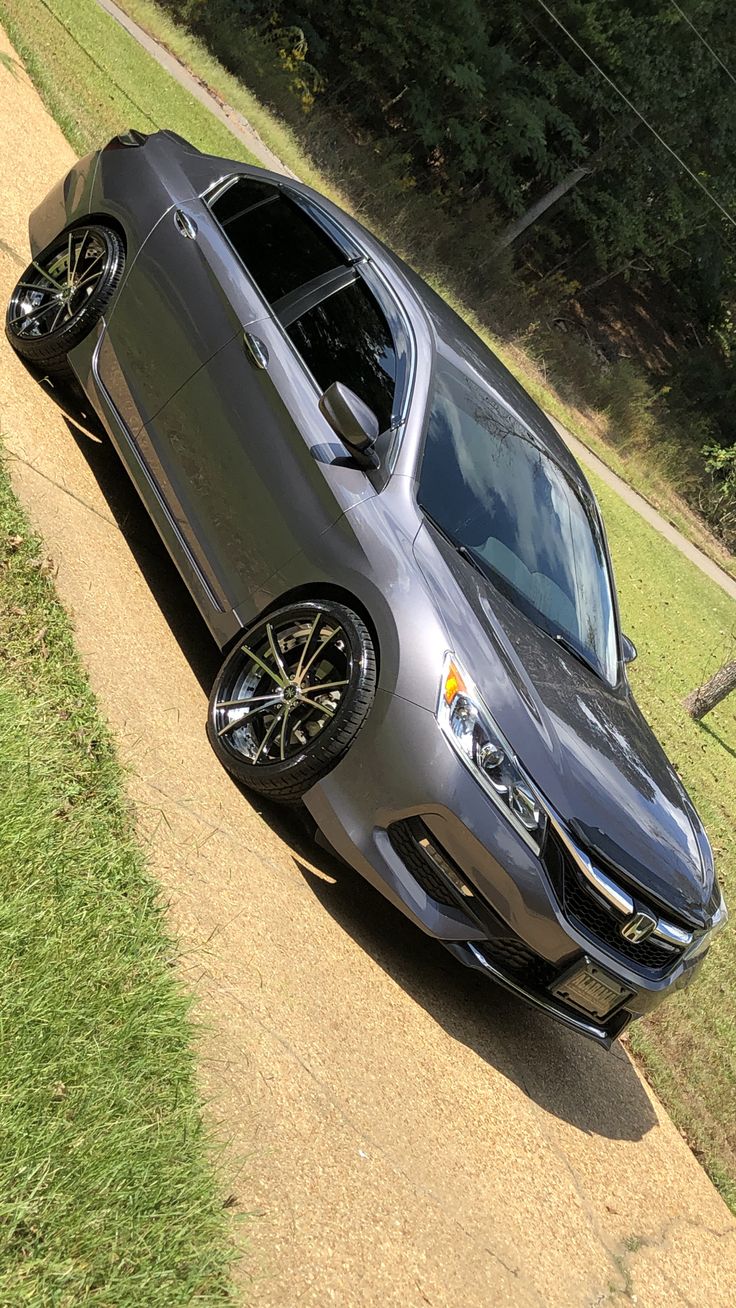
[418,356,619,684]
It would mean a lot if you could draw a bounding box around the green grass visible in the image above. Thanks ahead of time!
[0,471,234,1297]
[1,0,736,1216]
[0,0,258,161]
[591,471,736,1212]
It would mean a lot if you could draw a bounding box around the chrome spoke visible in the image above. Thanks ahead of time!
[298,696,336,717]
[38,301,63,333]
[217,700,279,737]
[239,642,286,687]
[303,679,348,693]
[71,229,88,281]
[72,270,101,294]
[9,298,56,326]
[49,302,67,332]
[294,615,319,682]
[73,255,104,290]
[278,706,291,761]
[31,259,65,291]
[217,692,283,711]
[252,708,283,763]
[266,623,289,682]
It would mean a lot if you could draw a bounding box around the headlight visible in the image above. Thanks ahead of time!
[436,653,548,853]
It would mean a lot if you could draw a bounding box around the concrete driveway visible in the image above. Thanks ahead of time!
[1,27,735,1307]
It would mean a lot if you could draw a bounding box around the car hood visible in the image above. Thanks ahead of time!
[414,525,714,924]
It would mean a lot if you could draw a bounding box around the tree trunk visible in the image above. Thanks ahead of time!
[577,255,653,297]
[496,166,590,250]
[683,660,736,720]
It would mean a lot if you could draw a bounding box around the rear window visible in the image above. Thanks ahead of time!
[287,280,397,430]
[210,177,344,305]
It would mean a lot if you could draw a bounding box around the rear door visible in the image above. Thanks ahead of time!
[138,178,405,611]
[95,188,271,436]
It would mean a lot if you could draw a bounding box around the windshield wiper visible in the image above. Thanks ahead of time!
[553,632,600,678]
[423,510,604,679]
[455,542,492,582]
[421,511,491,581]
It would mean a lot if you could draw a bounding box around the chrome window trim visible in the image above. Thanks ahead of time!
[273,266,358,328]
[358,256,417,430]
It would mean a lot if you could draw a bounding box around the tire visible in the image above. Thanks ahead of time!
[6,223,125,379]
[208,600,377,803]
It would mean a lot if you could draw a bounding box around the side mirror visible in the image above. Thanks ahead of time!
[319,382,380,469]
[622,634,637,664]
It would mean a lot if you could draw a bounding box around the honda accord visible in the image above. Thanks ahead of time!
[6,130,727,1046]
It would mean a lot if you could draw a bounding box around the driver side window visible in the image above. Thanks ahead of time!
[286,280,397,432]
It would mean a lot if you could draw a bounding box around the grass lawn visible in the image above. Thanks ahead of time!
[0,0,735,1217]
[0,463,233,1300]
[593,472,736,1212]
[0,0,258,162]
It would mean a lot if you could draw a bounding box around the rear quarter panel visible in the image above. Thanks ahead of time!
[28,132,215,269]
[29,150,100,256]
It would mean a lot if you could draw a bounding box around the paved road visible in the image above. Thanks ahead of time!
[2,27,736,1308]
[100,0,736,603]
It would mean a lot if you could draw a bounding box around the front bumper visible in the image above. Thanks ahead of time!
[304,689,706,1047]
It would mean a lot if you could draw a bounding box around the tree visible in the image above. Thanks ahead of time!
[683,660,736,720]
[496,166,591,249]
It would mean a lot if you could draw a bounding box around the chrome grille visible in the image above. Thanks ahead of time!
[545,832,682,972]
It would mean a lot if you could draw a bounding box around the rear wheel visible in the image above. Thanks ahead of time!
[5,223,125,379]
[207,600,377,803]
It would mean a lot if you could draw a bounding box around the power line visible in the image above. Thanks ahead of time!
[669,0,736,91]
[534,0,736,229]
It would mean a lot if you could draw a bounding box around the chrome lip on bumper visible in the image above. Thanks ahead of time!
[446,940,626,1048]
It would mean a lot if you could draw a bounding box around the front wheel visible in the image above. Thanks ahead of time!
[207,600,377,803]
[6,223,125,379]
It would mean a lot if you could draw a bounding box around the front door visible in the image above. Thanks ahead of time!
[137,313,379,613]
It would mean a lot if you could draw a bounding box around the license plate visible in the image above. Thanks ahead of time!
[550,958,633,1019]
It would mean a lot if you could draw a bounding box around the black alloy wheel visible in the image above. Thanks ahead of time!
[207,600,377,802]
[6,224,125,378]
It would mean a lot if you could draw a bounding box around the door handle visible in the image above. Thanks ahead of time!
[174,208,197,239]
[243,332,269,369]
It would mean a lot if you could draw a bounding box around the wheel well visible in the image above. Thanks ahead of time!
[69,213,128,253]
[229,583,382,681]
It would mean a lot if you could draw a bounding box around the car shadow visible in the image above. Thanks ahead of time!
[49,381,656,1145]
[62,413,220,695]
[266,807,658,1145]
[21,364,218,695]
